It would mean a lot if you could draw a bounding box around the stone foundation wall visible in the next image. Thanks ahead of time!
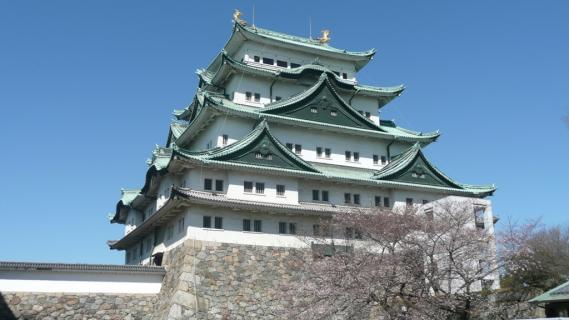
[152,240,309,319]
[0,292,156,320]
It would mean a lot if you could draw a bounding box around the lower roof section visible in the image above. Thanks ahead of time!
[109,187,363,250]
[0,261,165,274]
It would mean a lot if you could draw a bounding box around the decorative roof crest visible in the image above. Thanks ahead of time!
[318,29,330,44]
[233,9,247,26]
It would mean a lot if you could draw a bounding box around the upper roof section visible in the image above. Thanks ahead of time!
[198,51,404,103]
[221,13,376,72]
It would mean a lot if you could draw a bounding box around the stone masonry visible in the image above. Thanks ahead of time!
[0,292,156,320]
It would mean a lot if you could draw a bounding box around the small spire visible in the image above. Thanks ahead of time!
[318,29,331,44]
[233,9,247,26]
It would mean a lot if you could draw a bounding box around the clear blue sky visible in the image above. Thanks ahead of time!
[1,1,568,264]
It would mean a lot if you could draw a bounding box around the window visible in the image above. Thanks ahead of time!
[276,60,288,68]
[255,182,265,194]
[353,194,361,205]
[262,57,274,65]
[275,96,282,101]
[383,197,390,208]
[422,200,429,205]
[286,143,293,150]
[312,189,320,201]
[177,217,185,234]
[279,222,287,234]
[330,110,337,117]
[214,216,223,229]
[204,178,212,191]
[406,198,413,206]
[353,152,360,162]
[203,216,211,228]
[276,184,285,196]
[342,72,348,79]
[381,156,387,165]
[222,134,228,145]
[365,112,371,118]
[324,148,331,158]
[344,193,351,204]
[254,220,262,232]
[245,91,252,101]
[294,144,302,154]
[375,196,381,207]
[313,224,321,236]
[310,107,318,113]
[289,223,297,235]
[345,151,352,161]
[322,190,329,202]
[254,93,261,102]
[253,55,260,62]
[333,71,340,76]
[215,179,224,192]
[290,63,301,68]
[316,147,323,157]
[244,181,253,193]
[243,219,251,231]
[373,154,379,165]
[166,225,174,240]
[345,227,353,239]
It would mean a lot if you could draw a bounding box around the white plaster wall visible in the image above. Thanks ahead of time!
[0,271,163,294]
[227,172,299,205]
[187,116,255,151]
[298,181,391,207]
[184,168,229,192]
[350,95,380,125]
[226,75,271,106]
[125,209,143,235]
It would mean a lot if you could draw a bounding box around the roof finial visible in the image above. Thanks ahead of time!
[233,9,247,26]
[318,29,330,44]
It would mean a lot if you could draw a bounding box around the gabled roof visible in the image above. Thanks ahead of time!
[174,120,320,173]
[530,280,569,304]
[111,189,141,224]
[172,89,439,148]
[259,73,382,131]
[372,143,496,196]
[198,51,403,102]
[222,22,375,71]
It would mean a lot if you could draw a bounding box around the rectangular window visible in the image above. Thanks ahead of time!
[384,197,390,208]
[312,189,320,201]
[276,60,288,68]
[243,219,251,231]
[333,71,340,76]
[279,222,287,234]
[245,91,252,101]
[342,72,348,79]
[353,152,359,162]
[345,227,353,239]
[286,143,293,150]
[324,148,331,158]
[365,112,371,118]
[244,181,253,193]
[322,190,329,202]
[166,225,174,240]
[374,196,381,207]
[330,110,337,117]
[275,96,282,101]
[253,55,260,63]
[422,200,429,205]
[215,179,224,192]
[222,134,228,145]
[214,216,223,229]
[313,224,321,236]
[262,57,274,65]
[290,63,301,68]
[255,182,265,194]
[294,144,302,154]
[253,220,262,232]
[310,106,318,113]
[177,217,185,234]
[276,184,285,196]
[353,194,360,205]
[254,93,261,102]
[381,156,387,165]
[406,198,413,206]
[373,154,379,165]
[204,178,212,191]
[316,147,323,157]
[289,223,297,235]
[345,151,352,161]
[203,216,211,228]
[344,193,351,204]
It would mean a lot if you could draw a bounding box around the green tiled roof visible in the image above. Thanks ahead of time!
[111,189,141,224]
[198,51,403,101]
[223,23,375,71]
[530,280,569,304]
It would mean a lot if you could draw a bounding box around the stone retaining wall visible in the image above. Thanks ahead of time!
[0,292,156,320]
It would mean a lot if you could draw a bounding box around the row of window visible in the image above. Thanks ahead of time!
[202,215,297,234]
[252,55,301,69]
[204,178,224,192]
[245,91,261,103]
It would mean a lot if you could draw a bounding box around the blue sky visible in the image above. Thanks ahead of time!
[0,1,568,264]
